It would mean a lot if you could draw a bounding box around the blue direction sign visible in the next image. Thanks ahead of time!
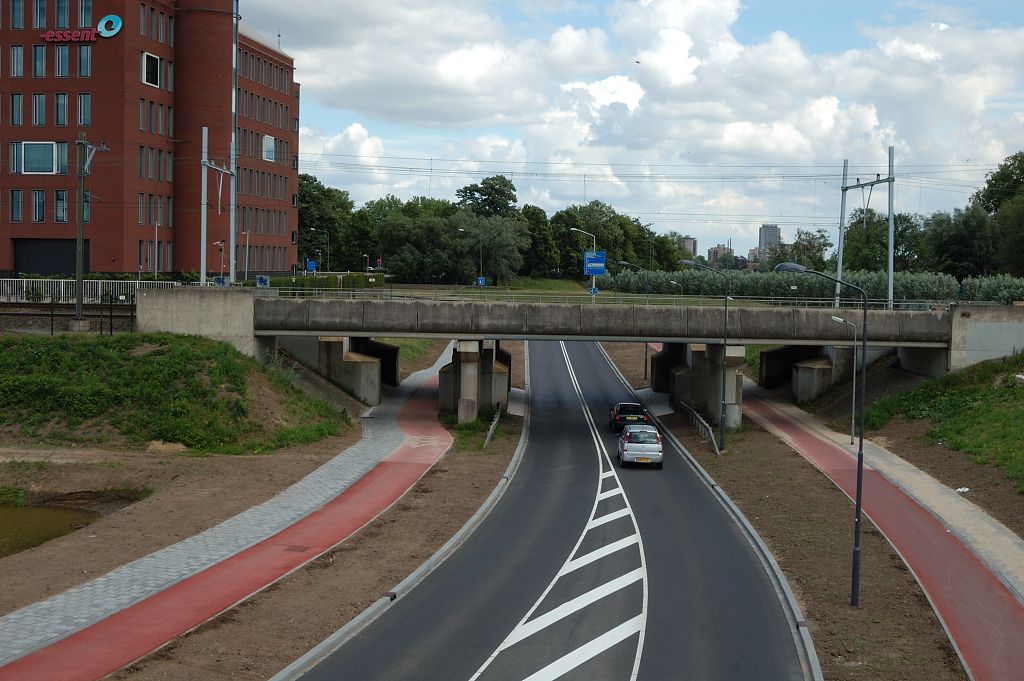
[477,276,486,286]
[306,259,317,272]
[589,286,599,295]
[584,250,606,276]
[256,275,270,288]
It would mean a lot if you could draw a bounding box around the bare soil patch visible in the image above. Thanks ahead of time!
[601,341,969,681]
[1,338,524,680]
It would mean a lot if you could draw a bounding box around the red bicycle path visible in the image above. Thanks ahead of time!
[0,375,452,681]
[745,395,1024,681]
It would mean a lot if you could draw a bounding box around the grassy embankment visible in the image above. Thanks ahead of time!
[864,353,1024,492]
[0,333,347,457]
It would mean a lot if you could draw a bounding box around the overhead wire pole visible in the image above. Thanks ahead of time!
[229,0,240,283]
[840,146,896,309]
[74,133,108,325]
[199,126,235,285]
[834,160,849,307]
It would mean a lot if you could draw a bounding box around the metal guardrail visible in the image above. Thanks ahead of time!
[672,401,721,456]
[0,280,978,310]
[0,278,177,304]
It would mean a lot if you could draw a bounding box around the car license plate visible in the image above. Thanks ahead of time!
[626,416,637,421]
[636,457,650,463]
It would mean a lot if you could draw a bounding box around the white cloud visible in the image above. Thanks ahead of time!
[242,0,1024,253]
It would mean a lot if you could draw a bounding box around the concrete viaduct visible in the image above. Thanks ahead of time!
[136,288,1024,426]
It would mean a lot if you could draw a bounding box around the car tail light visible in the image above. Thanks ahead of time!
[622,433,630,442]
[656,433,662,444]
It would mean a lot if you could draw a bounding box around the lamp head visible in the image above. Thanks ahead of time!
[680,259,697,267]
[831,315,845,324]
[669,280,679,286]
[774,262,807,273]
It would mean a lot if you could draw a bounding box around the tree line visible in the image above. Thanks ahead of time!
[298,150,1024,285]
[297,174,693,285]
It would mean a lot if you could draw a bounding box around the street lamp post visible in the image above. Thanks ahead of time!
[776,261,868,607]
[668,280,683,295]
[681,259,728,451]
[363,253,370,272]
[570,227,597,301]
[832,315,858,445]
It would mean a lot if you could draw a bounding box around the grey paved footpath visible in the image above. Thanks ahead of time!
[0,345,453,667]
[745,380,1024,605]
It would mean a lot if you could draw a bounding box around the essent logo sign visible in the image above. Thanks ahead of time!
[41,14,122,42]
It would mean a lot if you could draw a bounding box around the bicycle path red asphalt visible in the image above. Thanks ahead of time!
[746,395,1024,681]
[0,376,452,681]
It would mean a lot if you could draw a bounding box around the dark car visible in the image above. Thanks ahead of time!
[608,402,651,432]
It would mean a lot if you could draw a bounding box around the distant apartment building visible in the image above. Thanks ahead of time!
[707,243,733,265]
[0,1,300,279]
[753,223,782,260]
[679,235,698,258]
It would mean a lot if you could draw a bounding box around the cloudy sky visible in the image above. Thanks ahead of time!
[240,0,1024,257]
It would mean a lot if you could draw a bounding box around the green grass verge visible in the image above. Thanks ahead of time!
[0,333,345,455]
[376,337,437,364]
[502,277,588,292]
[865,353,1024,492]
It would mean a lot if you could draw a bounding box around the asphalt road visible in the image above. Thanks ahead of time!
[300,340,805,680]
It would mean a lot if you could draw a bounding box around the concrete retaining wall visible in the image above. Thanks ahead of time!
[137,288,255,355]
[949,305,1024,371]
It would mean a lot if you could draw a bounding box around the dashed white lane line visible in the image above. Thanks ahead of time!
[520,615,645,681]
[499,568,644,650]
[587,508,631,529]
[561,536,640,576]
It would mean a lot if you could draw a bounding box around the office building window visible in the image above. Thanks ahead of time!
[11,0,25,29]
[10,191,24,222]
[56,141,67,173]
[141,52,160,87]
[137,193,144,223]
[55,44,68,76]
[157,149,164,180]
[10,143,23,173]
[55,190,67,222]
[10,94,24,126]
[78,0,90,27]
[76,92,90,125]
[10,45,24,77]
[32,44,45,76]
[168,16,174,46]
[32,93,45,125]
[166,197,173,226]
[23,141,56,173]
[138,98,145,130]
[56,0,68,27]
[138,146,144,177]
[77,44,90,76]
[33,0,45,28]
[32,189,45,222]
[166,61,173,91]
[139,3,145,35]
[55,92,68,125]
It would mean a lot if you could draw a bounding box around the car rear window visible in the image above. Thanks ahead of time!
[629,431,659,444]
[618,404,644,415]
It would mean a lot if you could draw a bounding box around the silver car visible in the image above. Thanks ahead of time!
[616,424,663,469]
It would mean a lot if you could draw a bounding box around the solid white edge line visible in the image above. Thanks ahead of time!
[521,615,645,681]
[500,568,644,650]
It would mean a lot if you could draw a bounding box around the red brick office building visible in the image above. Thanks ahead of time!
[0,0,299,279]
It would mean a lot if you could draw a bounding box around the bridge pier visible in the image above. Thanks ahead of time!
[439,340,510,423]
[660,342,745,430]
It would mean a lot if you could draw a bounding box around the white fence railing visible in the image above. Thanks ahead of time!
[0,279,178,304]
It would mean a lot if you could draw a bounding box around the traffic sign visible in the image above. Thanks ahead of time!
[256,275,270,288]
[589,286,599,295]
[477,276,486,286]
[306,259,316,272]
[584,250,606,276]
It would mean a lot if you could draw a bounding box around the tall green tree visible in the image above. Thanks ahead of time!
[297,173,354,268]
[520,204,560,277]
[921,206,1000,279]
[787,228,834,271]
[995,194,1024,276]
[455,175,518,218]
[840,209,924,272]
[973,151,1024,215]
